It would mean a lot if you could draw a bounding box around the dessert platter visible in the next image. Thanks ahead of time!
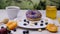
[13,10,58,33]
[14,10,54,29]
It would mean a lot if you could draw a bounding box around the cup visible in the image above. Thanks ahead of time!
[6,6,20,20]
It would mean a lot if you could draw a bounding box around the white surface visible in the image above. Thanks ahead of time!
[0,10,60,34]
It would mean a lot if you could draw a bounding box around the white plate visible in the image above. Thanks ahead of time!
[14,17,54,29]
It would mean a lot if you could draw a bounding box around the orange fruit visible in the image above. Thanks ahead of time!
[46,24,58,32]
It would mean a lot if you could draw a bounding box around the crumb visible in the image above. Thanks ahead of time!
[38,29,42,32]
[2,18,9,24]
[31,21,34,24]
[45,19,48,21]
[19,20,21,21]
[30,24,33,26]
[31,21,38,24]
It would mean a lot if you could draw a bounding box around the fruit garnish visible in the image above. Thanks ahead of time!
[46,24,58,33]
[6,21,17,30]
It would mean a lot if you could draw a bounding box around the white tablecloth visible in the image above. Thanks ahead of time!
[0,10,60,34]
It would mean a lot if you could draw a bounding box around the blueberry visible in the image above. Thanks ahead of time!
[45,22,48,25]
[23,30,29,34]
[40,24,43,26]
[23,23,27,26]
[34,23,37,25]
[8,33,12,34]
[8,30,11,33]
[26,30,29,33]
[41,21,44,23]
[24,19,26,22]
[23,31,27,34]
[1,26,4,28]
[13,29,16,32]
[27,21,29,24]
[23,31,25,34]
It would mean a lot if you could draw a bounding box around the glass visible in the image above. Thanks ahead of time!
[46,6,57,19]
[57,11,60,18]
[57,11,60,25]
[6,6,20,20]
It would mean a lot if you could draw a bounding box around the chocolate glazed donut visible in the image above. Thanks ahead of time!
[26,10,42,21]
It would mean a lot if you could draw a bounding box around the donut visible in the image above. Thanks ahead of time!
[26,10,42,21]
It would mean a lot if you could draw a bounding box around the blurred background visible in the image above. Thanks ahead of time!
[0,0,60,10]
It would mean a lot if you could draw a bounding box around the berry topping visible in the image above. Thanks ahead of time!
[31,12,36,15]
